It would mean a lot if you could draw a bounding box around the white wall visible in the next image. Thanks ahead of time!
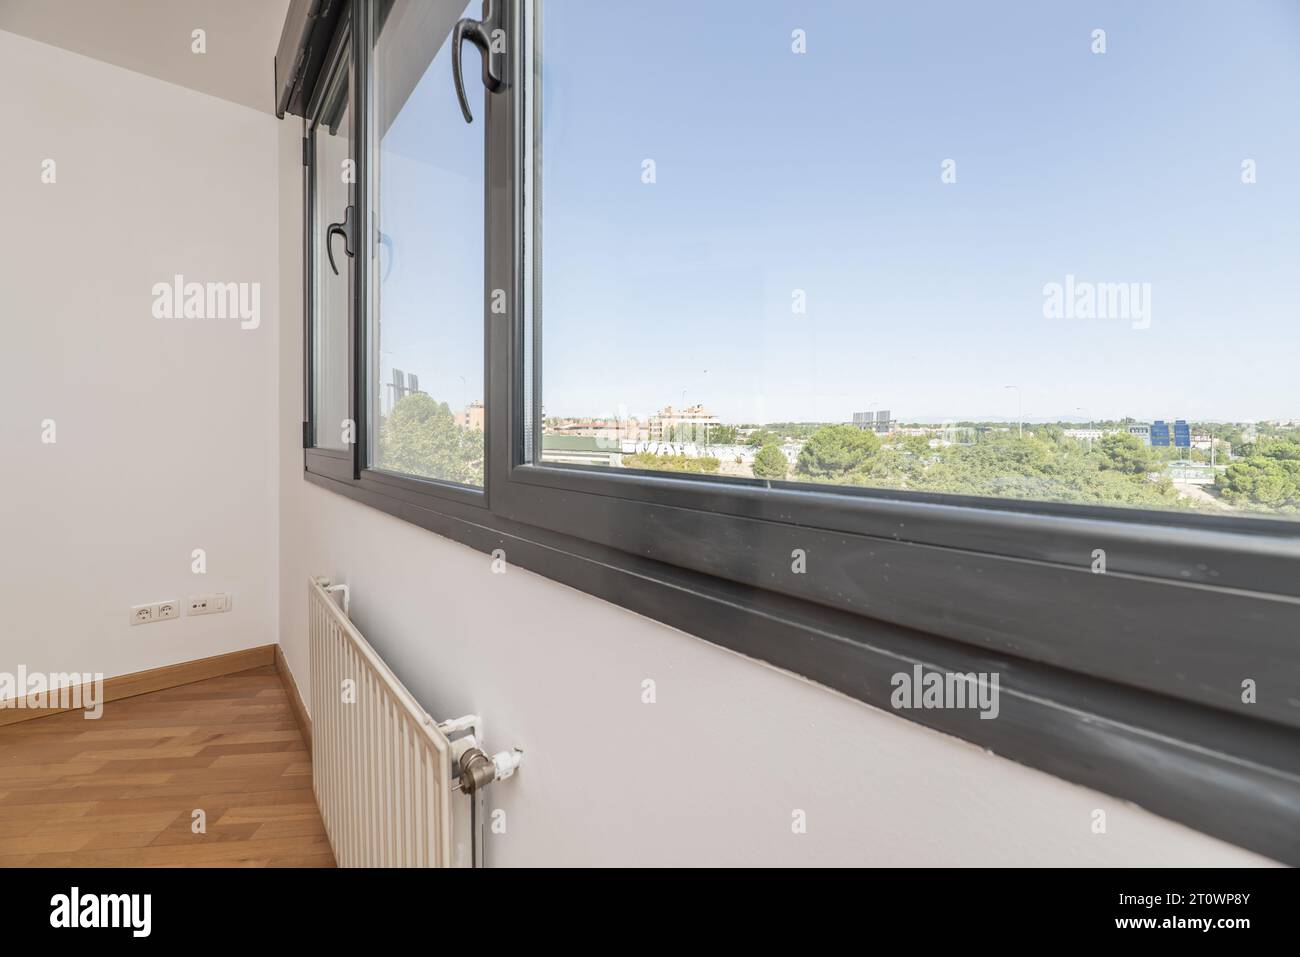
[0,0,289,113]
[272,124,1272,867]
[0,31,281,682]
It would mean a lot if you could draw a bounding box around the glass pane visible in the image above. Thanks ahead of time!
[312,64,351,452]
[369,0,485,487]
[528,0,1300,519]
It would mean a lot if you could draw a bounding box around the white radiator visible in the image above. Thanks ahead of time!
[309,577,454,868]
[307,578,524,867]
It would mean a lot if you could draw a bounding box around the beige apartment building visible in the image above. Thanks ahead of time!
[649,404,720,443]
[456,400,485,431]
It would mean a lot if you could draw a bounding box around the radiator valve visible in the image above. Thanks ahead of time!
[457,746,523,795]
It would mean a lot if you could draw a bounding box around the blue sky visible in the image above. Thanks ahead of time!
[375,0,483,421]
[381,0,1300,425]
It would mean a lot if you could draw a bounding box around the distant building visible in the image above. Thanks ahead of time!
[547,415,646,443]
[455,400,485,432]
[852,410,894,434]
[1064,428,1104,441]
[649,404,719,443]
[384,368,425,415]
[1128,423,1152,446]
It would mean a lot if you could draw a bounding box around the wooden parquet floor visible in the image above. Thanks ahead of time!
[0,664,335,867]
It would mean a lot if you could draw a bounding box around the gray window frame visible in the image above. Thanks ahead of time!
[301,7,353,482]
[296,0,1300,865]
[304,0,489,509]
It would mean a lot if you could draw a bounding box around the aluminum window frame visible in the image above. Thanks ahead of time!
[304,0,490,510]
[302,6,355,484]
[296,0,1300,865]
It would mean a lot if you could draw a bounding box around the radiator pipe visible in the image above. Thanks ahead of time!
[323,583,350,616]
[456,746,524,868]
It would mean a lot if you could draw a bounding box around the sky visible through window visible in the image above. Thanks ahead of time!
[538,0,1298,425]
[376,0,1300,513]
[373,0,483,484]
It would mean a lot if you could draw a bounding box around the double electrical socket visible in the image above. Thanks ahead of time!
[130,599,179,625]
[130,593,231,625]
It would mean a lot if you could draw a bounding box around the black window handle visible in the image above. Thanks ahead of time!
[326,204,355,276]
[452,0,508,124]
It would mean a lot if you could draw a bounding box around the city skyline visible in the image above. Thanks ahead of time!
[536,402,1299,429]
[393,384,1300,430]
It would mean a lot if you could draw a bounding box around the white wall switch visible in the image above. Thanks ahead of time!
[186,593,232,617]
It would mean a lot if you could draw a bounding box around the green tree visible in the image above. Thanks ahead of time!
[1097,432,1153,475]
[622,453,720,474]
[796,425,881,479]
[748,429,781,448]
[1217,436,1300,512]
[898,434,932,456]
[810,428,1184,510]
[379,393,483,485]
[708,424,738,445]
[753,444,788,480]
